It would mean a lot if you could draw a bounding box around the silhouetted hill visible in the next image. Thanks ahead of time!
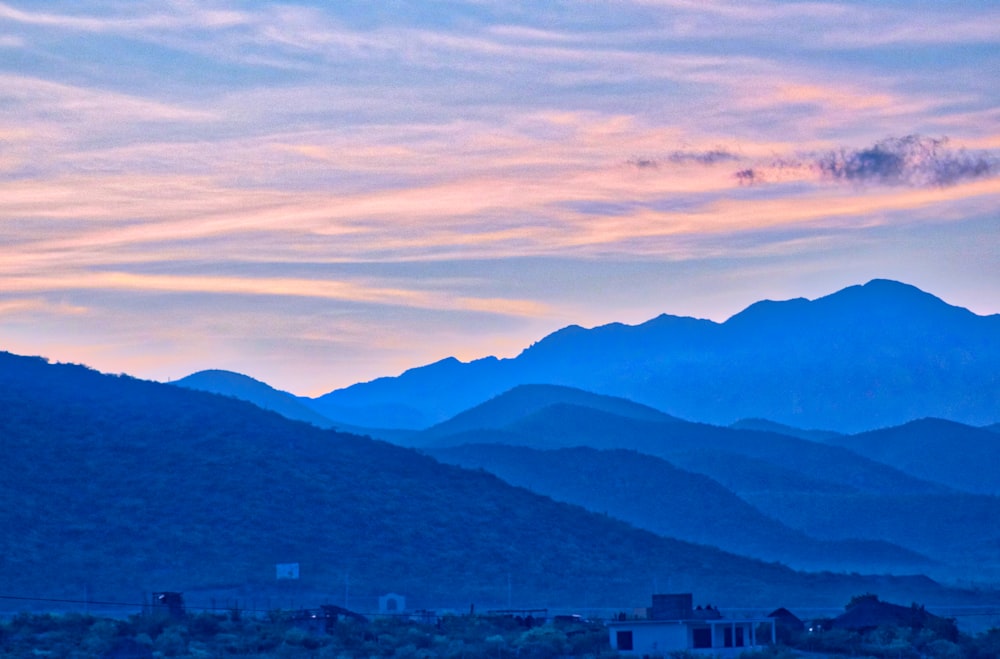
[829,418,1000,495]
[421,384,677,442]
[429,444,933,573]
[173,369,418,444]
[423,392,948,496]
[307,280,1000,432]
[174,369,338,428]
[304,356,520,429]
[729,418,843,442]
[6,351,972,612]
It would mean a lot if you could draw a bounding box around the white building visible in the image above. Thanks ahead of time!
[607,594,775,656]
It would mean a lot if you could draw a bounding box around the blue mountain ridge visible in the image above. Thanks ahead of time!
[8,350,986,609]
[303,279,1000,433]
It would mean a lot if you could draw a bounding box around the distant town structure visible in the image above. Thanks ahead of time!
[607,593,775,655]
[379,592,406,614]
[291,604,369,634]
[151,592,186,619]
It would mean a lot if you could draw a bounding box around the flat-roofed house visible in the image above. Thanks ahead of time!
[607,594,776,655]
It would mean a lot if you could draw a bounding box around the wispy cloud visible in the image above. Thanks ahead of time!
[2,270,550,318]
[0,298,88,316]
[0,1,255,35]
[0,0,997,389]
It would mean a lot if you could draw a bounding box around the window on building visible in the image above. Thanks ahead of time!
[736,626,745,647]
[616,630,633,651]
[692,627,712,649]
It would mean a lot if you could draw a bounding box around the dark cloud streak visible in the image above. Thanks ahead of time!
[667,149,740,165]
[816,135,995,187]
[627,149,740,170]
[729,135,996,188]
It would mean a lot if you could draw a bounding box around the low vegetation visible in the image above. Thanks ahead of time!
[0,609,615,658]
[3,607,1000,658]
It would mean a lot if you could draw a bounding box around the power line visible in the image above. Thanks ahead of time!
[0,595,142,608]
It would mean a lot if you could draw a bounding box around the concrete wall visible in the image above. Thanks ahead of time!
[609,622,688,654]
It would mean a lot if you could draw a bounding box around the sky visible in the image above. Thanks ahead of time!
[1,0,998,396]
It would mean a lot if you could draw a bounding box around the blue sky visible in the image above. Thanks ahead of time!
[1,1,998,394]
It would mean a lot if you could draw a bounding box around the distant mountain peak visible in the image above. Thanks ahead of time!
[193,279,1000,433]
[174,369,336,428]
[820,278,963,313]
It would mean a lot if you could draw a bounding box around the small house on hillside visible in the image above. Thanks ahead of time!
[607,594,775,656]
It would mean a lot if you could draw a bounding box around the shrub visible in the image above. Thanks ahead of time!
[153,627,187,656]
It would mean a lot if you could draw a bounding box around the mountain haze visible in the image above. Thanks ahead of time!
[417,385,1000,582]
[828,418,1000,495]
[429,443,933,573]
[729,418,844,442]
[421,389,949,496]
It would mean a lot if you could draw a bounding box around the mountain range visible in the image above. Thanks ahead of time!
[411,384,1000,584]
[428,443,933,574]
[164,279,1000,585]
[6,278,999,614]
[178,279,999,434]
[4,350,981,614]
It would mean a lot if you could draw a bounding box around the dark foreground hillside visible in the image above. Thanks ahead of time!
[0,351,989,613]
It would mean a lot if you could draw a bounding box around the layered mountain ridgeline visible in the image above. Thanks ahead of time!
[419,385,949,497]
[173,370,418,445]
[5,351,978,614]
[415,385,1000,584]
[429,443,933,574]
[174,369,339,428]
[290,280,1000,433]
[419,384,679,442]
[741,491,1000,586]
[827,418,1000,496]
[729,418,843,442]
